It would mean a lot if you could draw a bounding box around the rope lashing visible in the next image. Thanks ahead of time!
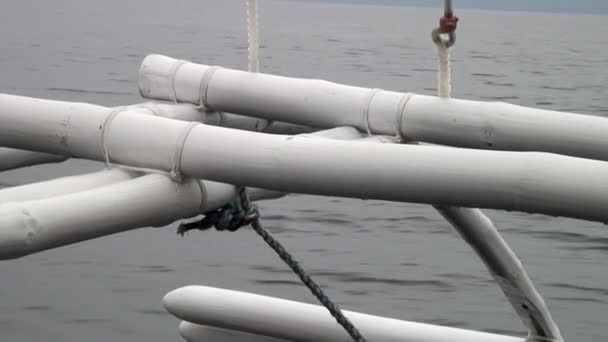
[170,122,200,182]
[178,200,259,233]
[431,0,459,48]
[196,65,222,112]
[101,107,127,166]
[178,186,367,342]
[167,60,187,103]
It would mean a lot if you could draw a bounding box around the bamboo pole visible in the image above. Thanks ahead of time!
[130,101,310,135]
[0,168,141,204]
[1,94,608,223]
[164,286,523,342]
[0,100,308,173]
[0,125,360,260]
[437,207,560,340]
[0,102,307,173]
[357,138,560,339]
[0,147,67,171]
[138,54,608,162]
[0,173,282,260]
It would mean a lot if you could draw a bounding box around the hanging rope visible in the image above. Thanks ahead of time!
[181,4,364,340]
[432,0,459,98]
[247,0,273,132]
[178,186,367,342]
[247,0,259,73]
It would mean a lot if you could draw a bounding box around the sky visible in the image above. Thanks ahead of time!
[286,0,608,14]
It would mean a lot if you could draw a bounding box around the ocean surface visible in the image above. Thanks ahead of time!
[1,1,607,341]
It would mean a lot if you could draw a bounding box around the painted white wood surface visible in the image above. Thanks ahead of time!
[129,101,309,134]
[164,286,523,342]
[0,173,282,260]
[1,94,608,223]
[138,54,608,162]
[0,101,308,173]
[0,147,67,171]
[0,168,141,204]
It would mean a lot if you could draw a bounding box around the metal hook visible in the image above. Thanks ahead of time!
[432,27,456,48]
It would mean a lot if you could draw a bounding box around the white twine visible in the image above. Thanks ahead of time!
[437,44,451,98]
[100,107,127,166]
[196,66,222,112]
[168,60,187,103]
[170,122,200,182]
[247,0,259,73]
[361,88,381,135]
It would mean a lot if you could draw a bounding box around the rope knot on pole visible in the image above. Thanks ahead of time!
[177,198,259,234]
[177,185,368,342]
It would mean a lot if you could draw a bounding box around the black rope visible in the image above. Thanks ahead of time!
[178,187,367,342]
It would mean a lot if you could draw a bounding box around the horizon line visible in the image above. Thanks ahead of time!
[279,0,608,16]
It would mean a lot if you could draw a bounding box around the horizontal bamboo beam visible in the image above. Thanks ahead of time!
[0,147,67,172]
[0,100,309,174]
[0,172,281,260]
[1,94,608,223]
[138,54,608,162]
[129,101,310,135]
[0,126,361,259]
[0,168,141,204]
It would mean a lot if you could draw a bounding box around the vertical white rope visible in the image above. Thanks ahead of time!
[437,45,451,98]
[247,0,259,73]
[247,0,272,131]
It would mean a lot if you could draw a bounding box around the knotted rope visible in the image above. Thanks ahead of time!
[178,186,367,342]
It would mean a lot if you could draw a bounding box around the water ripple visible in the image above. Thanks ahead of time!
[484,80,515,87]
[252,279,304,286]
[549,296,606,304]
[545,282,608,297]
[66,318,113,325]
[132,265,175,273]
[134,308,169,316]
[539,85,578,91]
[46,87,131,96]
[21,305,52,311]
[471,72,505,78]
[250,266,453,290]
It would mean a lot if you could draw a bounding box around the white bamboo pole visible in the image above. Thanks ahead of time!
[179,322,288,342]
[0,110,305,177]
[0,168,141,204]
[0,147,67,171]
[132,101,309,135]
[0,173,283,260]
[0,125,360,260]
[2,94,608,223]
[138,54,608,162]
[164,286,523,342]
[0,101,306,173]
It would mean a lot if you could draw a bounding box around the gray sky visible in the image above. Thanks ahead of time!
[286,0,608,14]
